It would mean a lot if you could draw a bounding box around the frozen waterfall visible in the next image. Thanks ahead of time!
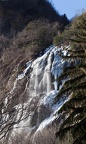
[1,45,71,141]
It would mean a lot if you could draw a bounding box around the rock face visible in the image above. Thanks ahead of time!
[0,45,74,144]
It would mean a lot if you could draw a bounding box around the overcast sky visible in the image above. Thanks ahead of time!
[50,0,86,19]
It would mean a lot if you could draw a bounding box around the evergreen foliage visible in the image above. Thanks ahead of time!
[55,12,86,144]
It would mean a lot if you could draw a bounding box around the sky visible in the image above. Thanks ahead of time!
[50,0,86,19]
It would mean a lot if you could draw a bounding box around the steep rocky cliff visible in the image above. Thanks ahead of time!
[0,1,86,144]
[0,1,70,120]
[0,45,74,144]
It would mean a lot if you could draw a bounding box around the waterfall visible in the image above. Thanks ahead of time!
[1,45,71,141]
[28,45,66,98]
[14,45,70,131]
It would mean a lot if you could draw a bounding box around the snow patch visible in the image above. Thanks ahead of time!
[17,61,32,80]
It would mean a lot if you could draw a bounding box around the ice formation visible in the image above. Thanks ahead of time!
[1,45,71,140]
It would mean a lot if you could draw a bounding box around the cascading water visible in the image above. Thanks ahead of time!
[15,45,70,131]
[29,45,66,98]
[1,45,72,142]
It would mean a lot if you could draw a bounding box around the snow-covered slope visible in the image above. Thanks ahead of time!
[0,45,72,143]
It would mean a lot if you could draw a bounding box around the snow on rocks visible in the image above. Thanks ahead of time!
[17,60,32,80]
[2,45,71,140]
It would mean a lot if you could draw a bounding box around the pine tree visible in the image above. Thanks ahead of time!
[55,12,86,144]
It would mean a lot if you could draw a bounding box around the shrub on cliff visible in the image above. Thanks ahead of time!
[11,20,62,54]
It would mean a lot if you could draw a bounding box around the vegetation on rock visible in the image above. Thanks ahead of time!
[55,12,86,144]
[0,0,86,144]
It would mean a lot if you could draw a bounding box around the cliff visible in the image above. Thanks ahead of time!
[0,1,86,144]
[0,45,73,144]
